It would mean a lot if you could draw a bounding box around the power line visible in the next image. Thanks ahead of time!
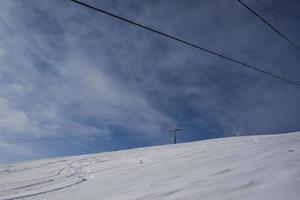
[255,0,278,20]
[253,0,278,20]
[0,130,171,144]
[238,0,300,51]
[69,0,300,87]
[0,127,186,145]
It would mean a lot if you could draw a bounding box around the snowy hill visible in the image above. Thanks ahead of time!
[0,132,299,200]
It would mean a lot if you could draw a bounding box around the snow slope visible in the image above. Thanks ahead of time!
[0,132,300,200]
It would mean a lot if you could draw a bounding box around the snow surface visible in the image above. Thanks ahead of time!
[0,132,300,200]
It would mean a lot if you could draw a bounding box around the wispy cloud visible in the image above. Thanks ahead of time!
[0,0,299,162]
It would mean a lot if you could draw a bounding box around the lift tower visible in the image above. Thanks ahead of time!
[170,127,181,144]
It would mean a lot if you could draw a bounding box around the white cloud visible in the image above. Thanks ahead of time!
[0,0,174,162]
[0,97,36,133]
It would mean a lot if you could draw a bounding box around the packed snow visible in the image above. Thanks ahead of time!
[0,132,300,200]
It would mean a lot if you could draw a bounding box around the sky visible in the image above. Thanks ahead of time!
[0,0,299,163]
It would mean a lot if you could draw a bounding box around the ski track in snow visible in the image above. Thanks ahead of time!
[0,132,300,200]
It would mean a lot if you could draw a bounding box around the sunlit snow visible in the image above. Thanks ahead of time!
[0,132,299,200]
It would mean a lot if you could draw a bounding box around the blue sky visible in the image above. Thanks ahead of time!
[0,0,300,163]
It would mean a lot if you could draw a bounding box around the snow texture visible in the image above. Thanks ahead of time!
[0,132,300,200]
